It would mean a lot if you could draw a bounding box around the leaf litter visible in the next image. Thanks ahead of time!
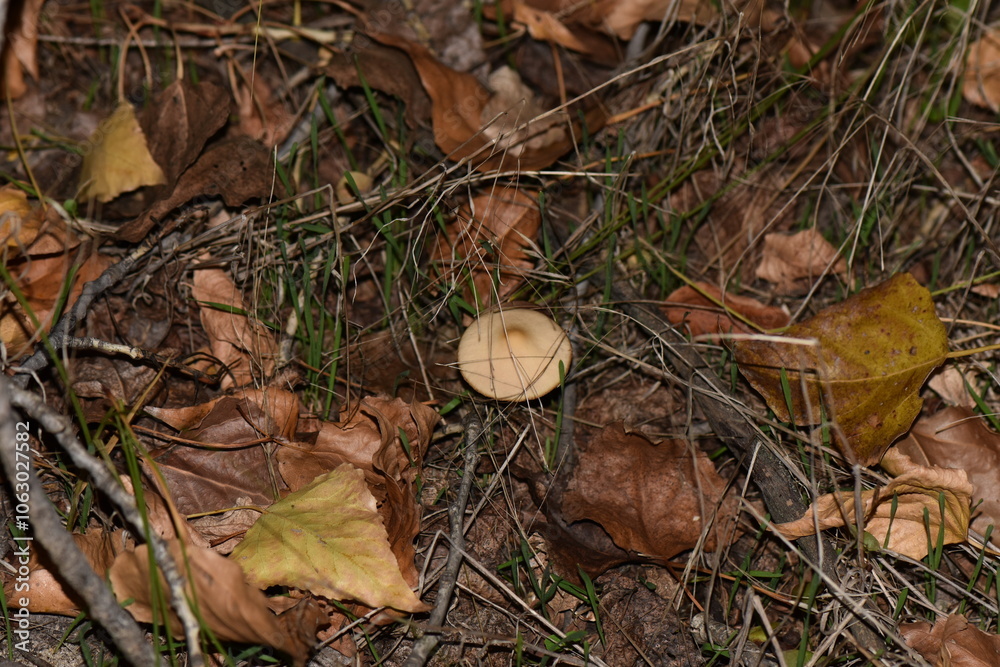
[3,0,1000,664]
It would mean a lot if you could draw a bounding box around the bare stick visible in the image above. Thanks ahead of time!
[403,413,483,667]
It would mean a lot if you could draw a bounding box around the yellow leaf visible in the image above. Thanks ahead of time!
[734,273,949,465]
[774,448,972,560]
[231,464,427,613]
[78,103,166,203]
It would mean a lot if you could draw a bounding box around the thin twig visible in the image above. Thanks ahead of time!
[403,413,483,667]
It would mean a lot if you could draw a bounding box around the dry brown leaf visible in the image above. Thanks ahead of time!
[78,103,166,203]
[3,528,126,615]
[369,32,602,172]
[430,188,541,307]
[117,136,275,243]
[971,282,1000,299]
[896,407,1000,543]
[1,0,45,98]
[661,282,789,340]
[901,614,1000,667]
[585,0,718,39]
[676,166,795,278]
[927,366,977,408]
[1,230,111,358]
[0,185,42,250]
[774,447,972,560]
[511,1,619,64]
[755,228,847,293]
[964,28,1000,113]
[544,423,740,575]
[143,388,298,515]
[192,266,279,389]
[109,541,318,666]
[232,72,295,146]
[279,395,439,589]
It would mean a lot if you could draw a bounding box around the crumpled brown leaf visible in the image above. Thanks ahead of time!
[540,423,740,576]
[430,188,541,307]
[109,541,321,666]
[661,282,789,340]
[774,447,972,560]
[896,406,1000,545]
[901,614,1000,667]
[192,266,279,389]
[755,228,848,294]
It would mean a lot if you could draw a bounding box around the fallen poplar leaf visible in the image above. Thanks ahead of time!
[901,614,1000,667]
[430,188,541,307]
[661,282,789,339]
[897,406,1000,542]
[964,28,1000,112]
[755,228,848,294]
[774,447,972,560]
[231,464,427,612]
[78,103,166,203]
[734,273,949,465]
[109,541,316,666]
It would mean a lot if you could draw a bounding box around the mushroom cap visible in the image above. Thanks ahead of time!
[457,309,572,401]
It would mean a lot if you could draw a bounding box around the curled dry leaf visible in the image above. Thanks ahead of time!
[661,282,789,339]
[774,447,972,560]
[901,614,1000,667]
[510,1,619,64]
[543,423,740,575]
[192,266,279,389]
[896,406,1000,544]
[755,228,847,294]
[430,188,541,307]
[1,0,46,98]
[964,28,1000,113]
[109,541,319,666]
[735,273,949,465]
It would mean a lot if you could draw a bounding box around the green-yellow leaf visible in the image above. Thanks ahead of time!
[734,273,948,465]
[230,464,425,612]
[78,103,166,203]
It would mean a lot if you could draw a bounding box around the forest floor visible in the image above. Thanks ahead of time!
[3,0,1000,665]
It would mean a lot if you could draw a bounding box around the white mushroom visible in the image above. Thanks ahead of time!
[457,309,572,401]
